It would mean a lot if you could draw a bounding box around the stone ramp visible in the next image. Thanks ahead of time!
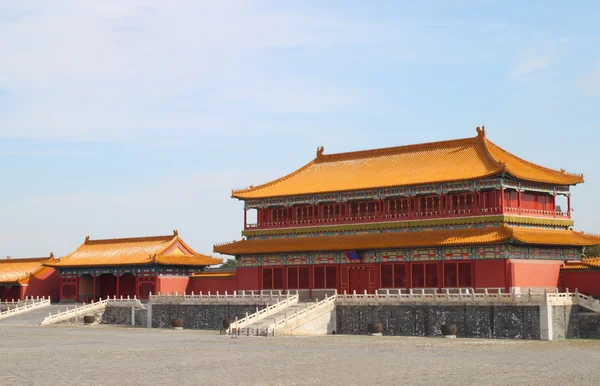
[233,295,337,336]
[0,304,78,326]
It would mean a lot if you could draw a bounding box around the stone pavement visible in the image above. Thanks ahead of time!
[2,325,600,385]
[0,304,75,326]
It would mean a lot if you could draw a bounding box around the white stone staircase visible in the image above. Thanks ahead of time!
[40,297,144,326]
[229,294,337,336]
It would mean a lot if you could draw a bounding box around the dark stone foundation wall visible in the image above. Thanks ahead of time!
[150,304,267,330]
[102,307,147,326]
[336,305,541,339]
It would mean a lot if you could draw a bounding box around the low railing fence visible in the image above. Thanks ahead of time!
[228,294,299,331]
[0,297,51,320]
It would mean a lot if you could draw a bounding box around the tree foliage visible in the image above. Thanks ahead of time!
[220,258,238,269]
[584,245,600,258]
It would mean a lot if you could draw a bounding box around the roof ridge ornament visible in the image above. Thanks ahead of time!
[316,146,325,158]
[85,235,90,242]
[476,126,486,137]
[173,229,179,236]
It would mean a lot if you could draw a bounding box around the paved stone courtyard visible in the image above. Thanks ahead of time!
[1,325,600,385]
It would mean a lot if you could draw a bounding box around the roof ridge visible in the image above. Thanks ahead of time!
[484,138,584,182]
[85,234,175,245]
[316,135,480,163]
[0,257,51,263]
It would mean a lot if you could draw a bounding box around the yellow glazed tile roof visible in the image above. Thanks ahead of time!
[0,257,52,284]
[46,231,222,268]
[561,257,600,271]
[232,127,583,199]
[190,271,236,278]
[214,226,600,255]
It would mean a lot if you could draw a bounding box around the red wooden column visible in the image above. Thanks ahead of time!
[500,188,505,213]
[243,209,247,229]
[474,191,480,214]
[378,199,383,220]
[92,274,97,302]
[116,274,121,298]
[135,274,140,298]
[312,204,316,224]
[518,190,522,215]
[567,194,571,218]
[75,275,80,303]
[339,202,343,222]
[59,277,64,302]
[440,193,445,215]
[154,275,158,296]
[408,196,413,219]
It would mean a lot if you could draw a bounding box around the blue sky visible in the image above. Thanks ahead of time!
[0,1,599,258]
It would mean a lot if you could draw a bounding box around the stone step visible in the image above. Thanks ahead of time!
[248,303,311,329]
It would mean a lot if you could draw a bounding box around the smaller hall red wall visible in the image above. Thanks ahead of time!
[25,268,60,302]
[560,271,600,297]
[187,277,237,294]
[157,276,189,295]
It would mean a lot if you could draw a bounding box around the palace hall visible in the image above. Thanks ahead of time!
[214,127,600,294]
[45,230,221,302]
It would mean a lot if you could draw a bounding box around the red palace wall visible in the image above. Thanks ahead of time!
[507,259,561,291]
[560,271,600,297]
[236,267,261,290]
[25,268,60,302]
[229,259,554,293]
[473,259,507,290]
[157,276,189,295]
[187,277,237,294]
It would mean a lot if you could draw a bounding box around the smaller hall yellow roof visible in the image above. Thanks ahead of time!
[214,226,600,256]
[46,231,222,268]
[561,257,600,271]
[0,256,52,284]
[232,127,584,199]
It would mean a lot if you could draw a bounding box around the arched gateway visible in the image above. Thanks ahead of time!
[45,230,221,302]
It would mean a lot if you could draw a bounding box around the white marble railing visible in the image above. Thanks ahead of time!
[336,288,581,306]
[40,296,143,326]
[229,294,299,331]
[0,297,51,320]
[150,290,298,304]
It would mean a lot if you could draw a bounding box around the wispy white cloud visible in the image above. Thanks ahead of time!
[508,49,556,79]
[0,1,377,141]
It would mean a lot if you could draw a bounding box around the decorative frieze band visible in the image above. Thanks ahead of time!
[244,178,570,209]
[237,246,581,267]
